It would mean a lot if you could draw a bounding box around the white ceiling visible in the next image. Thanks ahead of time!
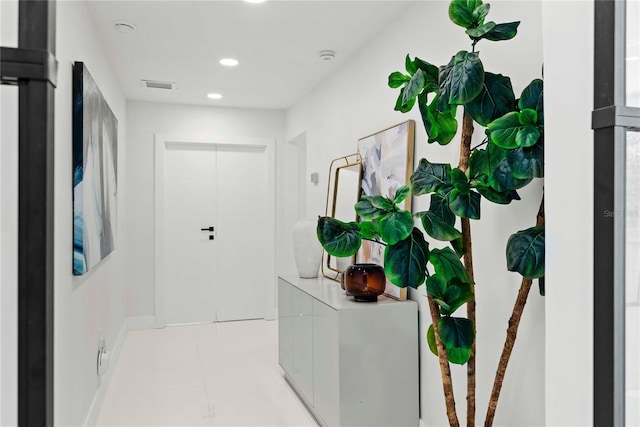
[87,0,413,110]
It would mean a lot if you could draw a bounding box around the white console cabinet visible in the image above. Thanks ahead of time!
[278,275,419,427]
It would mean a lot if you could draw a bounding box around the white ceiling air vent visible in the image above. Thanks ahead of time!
[140,80,177,90]
[319,50,336,61]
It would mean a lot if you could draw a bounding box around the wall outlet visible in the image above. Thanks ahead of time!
[97,334,107,376]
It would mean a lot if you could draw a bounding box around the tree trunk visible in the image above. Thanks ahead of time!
[484,196,545,427]
[458,113,476,427]
[461,217,476,427]
[428,297,460,427]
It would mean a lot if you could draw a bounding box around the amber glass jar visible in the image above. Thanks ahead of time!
[344,263,386,302]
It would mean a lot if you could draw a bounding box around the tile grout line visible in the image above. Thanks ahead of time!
[193,323,216,425]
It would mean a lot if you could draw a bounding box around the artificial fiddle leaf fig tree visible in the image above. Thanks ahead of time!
[317,1,545,426]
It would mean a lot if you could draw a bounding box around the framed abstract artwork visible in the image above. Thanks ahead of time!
[356,120,415,300]
[72,62,118,275]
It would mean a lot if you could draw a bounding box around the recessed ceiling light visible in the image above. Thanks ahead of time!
[207,93,223,99]
[114,22,136,34]
[219,58,239,67]
[244,0,267,3]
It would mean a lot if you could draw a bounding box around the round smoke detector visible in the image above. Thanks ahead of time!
[319,50,336,61]
[114,22,136,34]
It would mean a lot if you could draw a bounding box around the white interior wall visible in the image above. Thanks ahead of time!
[542,1,594,425]
[53,2,129,425]
[0,84,18,427]
[285,1,545,426]
[125,101,288,318]
[0,1,18,424]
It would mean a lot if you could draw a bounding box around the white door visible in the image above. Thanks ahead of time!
[160,142,268,325]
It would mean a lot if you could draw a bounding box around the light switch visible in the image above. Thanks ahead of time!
[310,172,319,185]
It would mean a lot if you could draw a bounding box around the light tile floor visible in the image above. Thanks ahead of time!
[96,320,318,427]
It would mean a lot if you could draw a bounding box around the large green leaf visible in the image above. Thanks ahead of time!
[358,221,380,240]
[466,21,496,38]
[439,317,475,365]
[519,108,538,125]
[450,168,470,195]
[472,3,490,24]
[403,69,426,106]
[419,93,458,146]
[438,51,485,110]
[355,196,389,220]
[506,226,545,279]
[429,193,456,227]
[388,71,410,89]
[507,143,544,179]
[412,57,440,90]
[441,279,474,316]
[491,158,532,191]
[516,126,540,148]
[488,111,541,149]
[384,228,430,289]
[468,148,489,179]
[465,72,516,126]
[449,0,484,29]
[316,216,361,257]
[475,184,521,205]
[473,143,526,192]
[427,324,438,356]
[427,275,473,316]
[450,236,465,258]
[482,21,520,41]
[394,87,416,113]
[379,210,414,245]
[448,188,481,219]
[371,195,396,212]
[486,142,509,172]
[417,211,462,241]
[411,159,452,195]
[405,54,418,75]
[429,247,473,284]
[519,79,544,123]
[394,185,411,204]
[487,111,522,149]
[426,274,447,302]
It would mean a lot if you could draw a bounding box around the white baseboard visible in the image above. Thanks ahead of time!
[83,315,155,426]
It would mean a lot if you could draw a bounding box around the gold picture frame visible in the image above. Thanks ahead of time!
[356,120,415,300]
[321,153,363,282]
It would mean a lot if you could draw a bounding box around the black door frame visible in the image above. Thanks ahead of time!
[0,1,57,425]
[592,0,640,425]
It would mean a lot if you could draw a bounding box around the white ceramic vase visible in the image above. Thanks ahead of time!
[293,219,322,278]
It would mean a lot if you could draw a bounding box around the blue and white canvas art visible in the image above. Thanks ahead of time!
[72,62,117,275]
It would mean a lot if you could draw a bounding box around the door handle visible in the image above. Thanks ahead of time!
[201,226,214,232]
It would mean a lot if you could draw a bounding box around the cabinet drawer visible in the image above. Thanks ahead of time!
[293,285,314,401]
[277,280,294,376]
[312,299,339,425]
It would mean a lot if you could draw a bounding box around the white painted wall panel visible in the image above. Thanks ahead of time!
[2,2,22,425]
[0,83,18,427]
[54,2,128,425]
[542,1,594,425]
